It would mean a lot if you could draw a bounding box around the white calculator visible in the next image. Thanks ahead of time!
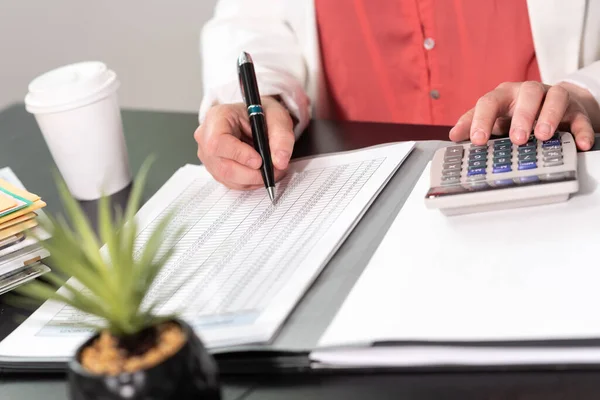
[424,132,578,215]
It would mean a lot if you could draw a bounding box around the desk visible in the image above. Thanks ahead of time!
[1,102,600,399]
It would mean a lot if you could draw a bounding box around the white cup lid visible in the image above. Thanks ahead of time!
[25,61,119,114]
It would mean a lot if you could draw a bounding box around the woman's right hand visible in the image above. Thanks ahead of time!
[194,96,295,190]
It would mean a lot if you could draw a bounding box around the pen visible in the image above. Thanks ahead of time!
[237,51,276,203]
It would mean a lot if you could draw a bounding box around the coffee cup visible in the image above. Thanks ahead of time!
[25,61,131,200]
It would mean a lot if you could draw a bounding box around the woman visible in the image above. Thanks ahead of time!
[195,0,600,190]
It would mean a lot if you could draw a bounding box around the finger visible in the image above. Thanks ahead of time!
[211,134,262,169]
[264,100,295,170]
[534,85,569,141]
[199,103,248,148]
[509,81,546,145]
[450,109,509,141]
[212,158,288,188]
[470,88,512,145]
[202,103,248,139]
[237,115,253,141]
[492,117,512,136]
[564,105,595,151]
[222,169,289,192]
[449,108,474,142]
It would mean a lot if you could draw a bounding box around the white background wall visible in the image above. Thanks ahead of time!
[0,0,217,113]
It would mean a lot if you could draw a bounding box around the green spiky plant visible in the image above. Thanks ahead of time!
[15,158,182,353]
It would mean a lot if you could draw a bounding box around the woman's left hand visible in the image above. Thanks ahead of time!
[449,81,599,150]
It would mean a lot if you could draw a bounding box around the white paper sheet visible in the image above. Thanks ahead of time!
[313,150,600,367]
[0,141,414,364]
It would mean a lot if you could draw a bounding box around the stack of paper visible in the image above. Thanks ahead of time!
[0,168,51,295]
[311,150,600,369]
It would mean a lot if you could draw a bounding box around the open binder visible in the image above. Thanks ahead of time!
[2,140,600,374]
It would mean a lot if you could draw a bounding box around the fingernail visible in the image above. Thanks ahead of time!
[247,157,262,169]
[275,151,290,168]
[449,125,459,138]
[537,122,552,139]
[578,137,593,150]
[513,128,528,143]
[471,129,485,143]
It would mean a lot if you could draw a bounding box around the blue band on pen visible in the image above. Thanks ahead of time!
[247,105,263,115]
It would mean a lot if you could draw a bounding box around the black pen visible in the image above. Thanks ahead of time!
[237,51,276,203]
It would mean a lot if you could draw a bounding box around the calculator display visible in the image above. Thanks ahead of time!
[425,170,577,198]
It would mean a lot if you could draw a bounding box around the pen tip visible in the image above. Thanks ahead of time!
[267,187,275,204]
[238,51,252,66]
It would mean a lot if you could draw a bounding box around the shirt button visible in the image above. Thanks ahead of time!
[424,37,435,50]
[430,89,440,99]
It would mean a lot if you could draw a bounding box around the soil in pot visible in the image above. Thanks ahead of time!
[80,321,185,375]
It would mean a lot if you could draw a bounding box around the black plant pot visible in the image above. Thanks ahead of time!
[68,319,221,400]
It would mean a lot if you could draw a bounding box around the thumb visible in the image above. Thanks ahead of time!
[263,98,295,170]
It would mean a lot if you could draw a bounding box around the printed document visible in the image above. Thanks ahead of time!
[0,142,414,365]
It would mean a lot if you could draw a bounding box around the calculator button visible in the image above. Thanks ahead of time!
[468,160,487,169]
[543,150,562,158]
[494,179,514,186]
[518,142,536,150]
[443,162,461,170]
[542,145,561,151]
[492,158,511,166]
[469,153,487,161]
[492,165,512,174]
[466,182,490,191]
[494,138,512,145]
[518,147,536,155]
[518,161,537,170]
[441,176,460,185]
[493,150,511,158]
[543,159,564,167]
[544,154,562,161]
[467,174,486,182]
[470,144,487,150]
[470,147,488,154]
[467,168,486,176]
[540,171,569,181]
[445,146,464,156]
[518,154,537,162]
[494,144,511,151]
[542,139,561,148]
[519,175,540,183]
[444,155,462,163]
[442,169,461,177]
[543,155,563,162]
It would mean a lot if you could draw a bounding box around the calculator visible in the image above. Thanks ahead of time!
[424,131,578,215]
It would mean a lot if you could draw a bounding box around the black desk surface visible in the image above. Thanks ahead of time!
[1,102,600,399]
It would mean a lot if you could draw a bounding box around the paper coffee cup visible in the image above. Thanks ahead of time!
[25,61,131,200]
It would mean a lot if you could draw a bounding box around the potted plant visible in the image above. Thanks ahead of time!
[15,160,221,400]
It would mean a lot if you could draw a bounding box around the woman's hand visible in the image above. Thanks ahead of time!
[194,96,295,190]
[449,81,599,150]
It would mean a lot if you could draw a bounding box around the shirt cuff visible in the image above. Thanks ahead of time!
[559,62,600,108]
[199,71,311,140]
